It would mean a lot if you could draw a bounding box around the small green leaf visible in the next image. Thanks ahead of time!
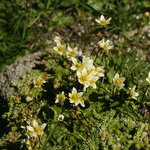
[110,101,120,107]
[73,120,80,130]
[105,95,110,100]
[107,66,114,84]
[57,134,65,144]
[83,108,92,118]
[60,0,72,7]
[64,111,70,118]
[57,73,62,80]
[59,16,74,25]
[87,0,104,11]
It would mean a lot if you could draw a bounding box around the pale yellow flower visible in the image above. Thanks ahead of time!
[146,71,150,84]
[26,138,32,150]
[77,68,94,90]
[95,15,111,26]
[95,66,105,77]
[86,65,96,75]
[27,119,47,138]
[97,39,113,51]
[66,46,78,58]
[113,73,125,88]
[33,76,46,88]
[70,57,86,71]
[80,96,86,107]
[55,91,66,106]
[53,42,66,55]
[71,56,93,72]
[129,85,139,100]
[69,87,83,106]
[89,76,99,89]
[54,36,62,43]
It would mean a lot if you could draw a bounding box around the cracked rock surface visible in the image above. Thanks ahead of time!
[0,51,42,101]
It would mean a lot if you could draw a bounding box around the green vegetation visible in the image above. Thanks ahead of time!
[0,0,150,150]
[80,109,150,150]
[0,0,150,71]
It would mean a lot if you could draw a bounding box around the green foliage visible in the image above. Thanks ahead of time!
[1,33,150,148]
[79,109,150,150]
[1,0,150,72]
[0,1,150,149]
[0,0,91,72]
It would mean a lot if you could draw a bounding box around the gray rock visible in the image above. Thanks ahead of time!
[0,51,42,101]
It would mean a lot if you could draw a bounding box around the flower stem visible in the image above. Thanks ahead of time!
[139,85,149,111]
[74,129,86,141]
[77,115,90,134]
[78,110,94,127]
[90,46,98,56]
[40,122,59,150]
[103,26,105,38]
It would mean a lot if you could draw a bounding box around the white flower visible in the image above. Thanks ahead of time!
[97,39,113,50]
[69,87,83,106]
[53,42,66,55]
[129,85,139,100]
[26,96,33,102]
[66,46,78,58]
[70,57,86,71]
[70,55,93,72]
[113,73,125,88]
[80,96,86,107]
[33,76,46,88]
[55,91,66,106]
[95,66,105,77]
[54,36,62,43]
[146,71,150,84]
[89,76,99,89]
[77,68,94,91]
[95,15,111,26]
[27,119,47,138]
[57,114,65,121]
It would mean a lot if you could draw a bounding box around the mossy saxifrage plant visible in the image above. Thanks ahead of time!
[1,15,150,149]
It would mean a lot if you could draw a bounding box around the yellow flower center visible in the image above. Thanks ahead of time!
[57,44,65,53]
[114,78,121,85]
[36,79,43,87]
[57,94,65,102]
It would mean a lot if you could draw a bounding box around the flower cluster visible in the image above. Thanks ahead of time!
[52,15,150,109]
[95,15,113,52]
[55,87,85,107]
[71,54,104,91]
